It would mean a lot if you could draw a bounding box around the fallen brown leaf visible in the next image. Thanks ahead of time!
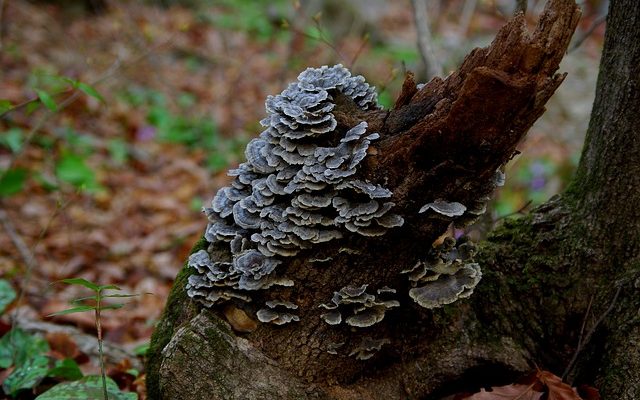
[46,331,87,363]
[464,383,542,399]
[577,384,601,400]
[537,370,582,400]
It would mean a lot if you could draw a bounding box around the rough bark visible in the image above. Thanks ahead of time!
[145,0,640,398]
[565,0,640,396]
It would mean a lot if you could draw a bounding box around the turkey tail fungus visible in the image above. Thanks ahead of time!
[146,1,582,399]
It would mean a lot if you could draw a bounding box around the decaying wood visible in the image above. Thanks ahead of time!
[146,1,582,399]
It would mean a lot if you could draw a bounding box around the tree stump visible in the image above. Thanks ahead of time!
[144,1,612,399]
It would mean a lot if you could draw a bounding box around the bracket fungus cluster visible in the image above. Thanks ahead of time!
[402,237,482,309]
[186,65,404,307]
[256,300,299,325]
[186,64,494,335]
[319,284,400,328]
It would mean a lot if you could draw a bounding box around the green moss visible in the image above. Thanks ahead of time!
[146,237,208,400]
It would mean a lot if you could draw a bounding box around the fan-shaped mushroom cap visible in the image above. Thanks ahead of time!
[188,65,403,307]
[419,200,467,217]
[409,263,482,309]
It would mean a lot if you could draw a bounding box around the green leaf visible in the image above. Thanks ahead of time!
[133,342,150,356]
[0,99,13,114]
[59,278,100,291]
[47,305,96,317]
[0,279,17,315]
[62,127,95,155]
[0,168,28,197]
[0,328,50,369]
[207,153,228,173]
[108,138,129,165]
[26,101,40,115]
[190,196,203,212]
[70,295,99,304]
[2,355,51,396]
[35,172,60,192]
[35,89,57,112]
[100,303,125,311]
[47,358,83,380]
[98,284,121,291]
[55,153,99,190]
[125,368,139,377]
[77,82,105,103]
[60,77,78,87]
[36,375,138,400]
[102,293,138,299]
[377,90,393,109]
[0,128,23,153]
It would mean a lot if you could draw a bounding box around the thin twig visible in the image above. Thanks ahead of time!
[95,292,109,400]
[6,196,70,336]
[0,88,76,120]
[2,34,172,364]
[0,208,38,271]
[458,0,477,37]
[410,0,442,80]
[1,33,173,182]
[562,285,623,381]
[0,0,6,50]
[495,199,533,221]
[569,14,607,53]
[278,19,348,66]
[576,293,595,350]
[348,33,370,70]
[1,91,83,180]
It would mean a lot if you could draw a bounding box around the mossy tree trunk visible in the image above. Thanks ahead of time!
[146,0,640,399]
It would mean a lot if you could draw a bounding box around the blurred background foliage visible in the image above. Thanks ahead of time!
[0,0,605,398]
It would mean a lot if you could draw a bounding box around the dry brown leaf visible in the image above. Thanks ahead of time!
[46,332,85,361]
[577,384,601,400]
[223,305,258,333]
[537,370,583,400]
[464,383,542,399]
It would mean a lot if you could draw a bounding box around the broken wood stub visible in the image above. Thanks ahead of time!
[147,1,581,399]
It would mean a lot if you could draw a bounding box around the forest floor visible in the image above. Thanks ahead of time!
[0,0,604,398]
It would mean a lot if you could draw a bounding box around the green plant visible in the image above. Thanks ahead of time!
[202,0,290,43]
[0,73,106,198]
[119,86,247,172]
[36,376,136,400]
[0,279,83,398]
[45,278,143,400]
[0,279,17,314]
